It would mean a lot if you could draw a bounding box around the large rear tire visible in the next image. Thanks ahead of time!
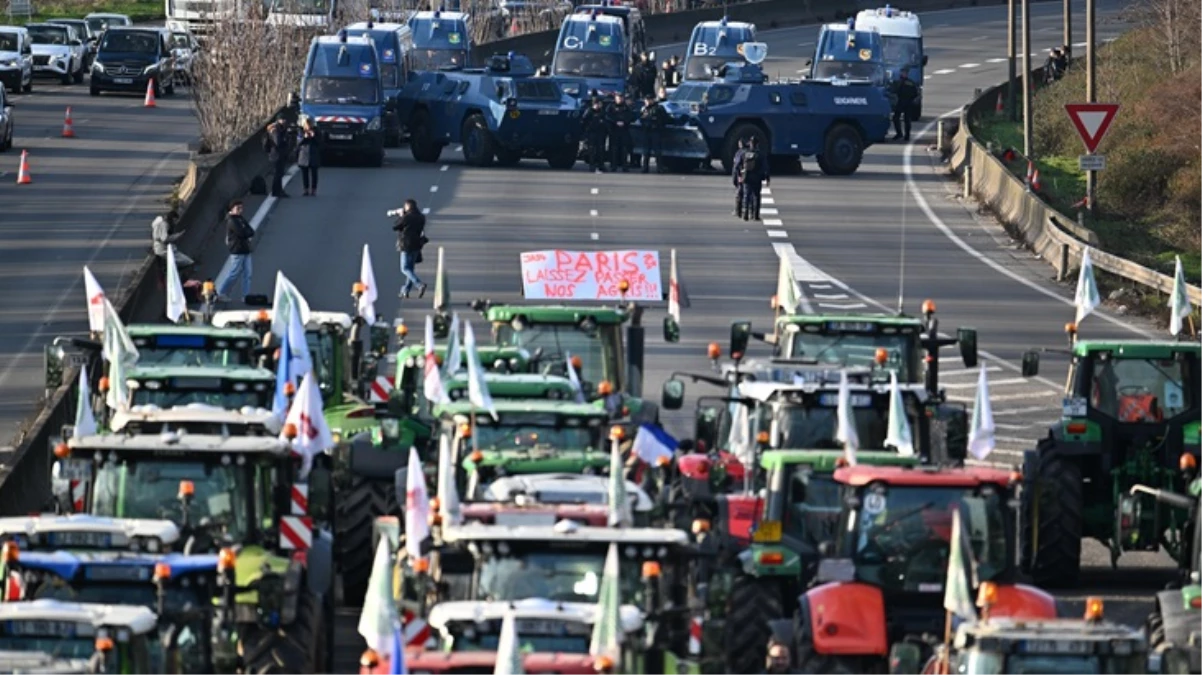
[240,592,322,674]
[335,477,398,607]
[816,123,865,176]
[1024,453,1083,588]
[723,576,784,674]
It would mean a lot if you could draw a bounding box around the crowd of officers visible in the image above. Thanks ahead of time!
[575,51,684,173]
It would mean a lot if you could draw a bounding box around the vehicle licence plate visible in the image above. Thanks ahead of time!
[56,458,92,481]
[113,77,133,84]
[495,512,556,527]
[329,134,352,140]
[47,531,111,548]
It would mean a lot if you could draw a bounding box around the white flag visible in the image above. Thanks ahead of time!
[727,386,755,468]
[357,540,398,658]
[280,372,333,478]
[436,433,462,527]
[101,299,139,412]
[884,371,914,457]
[271,272,312,338]
[775,253,799,315]
[494,612,525,675]
[424,315,449,405]
[589,543,623,664]
[443,313,462,377]
[404,447,430,561]
[165,245,188,324]
[359,244,379,326]
[967,365,996,461]
[286,302,313,381]
[943,509,979,621]
[83,266,106,334]
[608,436,632,528]
[463,322,497,420]
[565,351,586,403]
[667,249,686,324]
[835,371,859,466]
[1074,249,1101,325]
[1170,256,1192,336]
[74,364,98,438]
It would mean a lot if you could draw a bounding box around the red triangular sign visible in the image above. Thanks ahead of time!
[1065,103,1119,154]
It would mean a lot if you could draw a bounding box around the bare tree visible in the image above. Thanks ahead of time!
[1124,0,1201,74]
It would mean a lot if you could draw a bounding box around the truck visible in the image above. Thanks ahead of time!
[406,8,472,71]
[550,10,628,96]
[300,31,388,166]
[344,20,415,146]
[266,0,339,29]
[681,17,756,82]
[807,19,888,86]
[164,0,247,41]
[854,5,927,117]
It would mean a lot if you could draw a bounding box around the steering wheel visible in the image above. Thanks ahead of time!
[1119,385,1153,397]
[882,538,948,588]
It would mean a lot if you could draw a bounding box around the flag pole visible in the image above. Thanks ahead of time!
[470,403,478,456]
[941,609,953,672]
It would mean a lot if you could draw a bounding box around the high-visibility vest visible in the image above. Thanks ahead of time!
[1118,394,1161,423]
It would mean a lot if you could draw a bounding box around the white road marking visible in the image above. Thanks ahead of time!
[944,377,1028,389]
[820,302,869,309]
[421,207,431,215]
[970,35,988,41]
[993,405,1063,417]
[430,185,438,192]
[767,230,788,238]
[590,232,599,240]
[995,421,1055,431]
[214,165,300,289]
[761,208,779,215]
[440,165,449,172]
[959,63,981,68]
[764,218,784,226]
[934,68,956,75]
[809,283,833,290]
[590,188,599,195]
[589,209,598,217]
[762,187,772,195]
[761,197,775,205]
[949,391,1055,403]
[941,366,1003,377]
[987,57,1007,63]
[813,293,849,299]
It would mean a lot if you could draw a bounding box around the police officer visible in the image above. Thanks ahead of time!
[731,138,747,218]
[606,92,636,172]
[639,93,668,173]
[582,97,609,172]
[888,66,919,141]
[636,52,658,99]
[739,137,769,221]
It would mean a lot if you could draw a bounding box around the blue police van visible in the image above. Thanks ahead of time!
[808,19,887,85]
[344,20,413,146]
[407,8,471,71]
[681,17,756,82]
[551,10,628,96]
[300,31,386,166]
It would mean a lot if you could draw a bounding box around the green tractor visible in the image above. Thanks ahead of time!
[1019,335,1201,586]
[57,432,337,673]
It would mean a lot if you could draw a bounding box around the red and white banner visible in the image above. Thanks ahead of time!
[291,484,308,515]
[369,376,394,403]
[519,250,662,301]
[279,515,313,550]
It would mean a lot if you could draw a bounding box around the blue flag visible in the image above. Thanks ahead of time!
[272,328,292,417]
[631,423,678,465]
[389,618,406,675]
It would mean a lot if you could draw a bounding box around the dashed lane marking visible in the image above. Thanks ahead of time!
[767,230,788,238]
[589,209,598,217]
[764,218,784,226]
[959,63,981,68]
[440,165,449,172]
[590,188,599,195]
[761,208,779,215]
[429,185,438,192]
[943,377,1028,389]
[761,197,775,205]
[933,68,956,75]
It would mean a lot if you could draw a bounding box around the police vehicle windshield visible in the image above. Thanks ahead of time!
[552,50,621,78]
[304,75,380,104]
[410,47,465,70]
[813,60,884,82]
[685,55,739,80]
[881,35,922,67]
[92,459,251,539]
[27,25,70,44]
[0,32,18,51]
[99,30,157,53]
[271,0,329,15]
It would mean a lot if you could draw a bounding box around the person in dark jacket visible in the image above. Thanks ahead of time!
[297,118,321,196]
[582,97,609,172]
[739,137,769,221]
[216,201,255,302]
[265,118,293,198]
[391,199,427,298]
[639,93,668,173]
[606,93,636,172]
[731,138,747,218]
[887,67,920,141]
[636,52,657,99]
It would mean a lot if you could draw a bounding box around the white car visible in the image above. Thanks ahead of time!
[0,27,33,93]
[26,23,85,84]
[168,28,198,85]
[0,85,13,151]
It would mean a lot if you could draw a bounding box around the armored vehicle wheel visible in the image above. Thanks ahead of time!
[1023,452,1082,588]
[724,576,784,674]
[816,124,865,176]
[240,592,323,674]
[547,146,576,170]
[335,476,398,607]
[461,114,496,167]
[495,148,522,167]
[721,122,769,174]
[409,110,442,163]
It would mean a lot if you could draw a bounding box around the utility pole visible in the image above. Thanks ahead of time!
[1022,0,1032,158]
[1063,0,1072,59]
[1085,0,1097,212]
[1007,0,1017,121]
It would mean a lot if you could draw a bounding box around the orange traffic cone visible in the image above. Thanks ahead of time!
[1026,160,1034,183]
[16,150,31,184]
[144,79,156,108]
[1031,168,1042,191]
[995,91,1004,114]
[62,107,75,138]
[510,18,518,34]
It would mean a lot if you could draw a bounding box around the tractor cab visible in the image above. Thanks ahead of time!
[122,365,275,413]
[458,472,655,528]
[0,599,158,673]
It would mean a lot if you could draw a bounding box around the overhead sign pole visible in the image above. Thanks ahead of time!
[1021,0,1032,158]
[1007,0,1017,121]
[1085,0,1097,212]
[1065,102,1119,214]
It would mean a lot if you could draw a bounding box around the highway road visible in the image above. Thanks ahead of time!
[168,2,1170,669]
[0,71,196,447]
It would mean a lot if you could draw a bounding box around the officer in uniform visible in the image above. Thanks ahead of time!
[639,93,668,173]
[887,66,919,141]
[606,92,636,172]
[636,52,658,99]
[739,137,769,221]
[582,97,609,172]
[731,138,747,218]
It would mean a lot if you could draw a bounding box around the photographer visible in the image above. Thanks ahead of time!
[389,199,427,299]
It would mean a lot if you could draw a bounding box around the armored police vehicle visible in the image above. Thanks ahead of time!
[855,5,926,117]
[407,8,471,71]
[551,10,628,96]
[267,0,338,29]
[301,31,387,167]
[575,2,646,56]
[402,52,583,169]
[682,17,756,82]
[639,43,892,176]
[808,19,887,86]
[344,21,415,146]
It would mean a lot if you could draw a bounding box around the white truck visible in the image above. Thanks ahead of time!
[854,5,927,118]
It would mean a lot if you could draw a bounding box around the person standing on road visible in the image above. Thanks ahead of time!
[731,138,747,218]
[217,201,255,303]
[636,52,657,99]
[583,97,609,173]
[392,199,427,299]
[606,92,636,172]
[887,67,919,141]
[740,137,769,222]
[639,93,667,174]
[265,118,293,198]
[297,118,321,197]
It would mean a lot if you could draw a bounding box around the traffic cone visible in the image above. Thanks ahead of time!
[16,150,31,184]
[144,79,156,108]
[509,18,518,34]
[1026,160,1034,183]
[62,107,75,138]
[1031,168,1042,191]
[995,91,1004,114]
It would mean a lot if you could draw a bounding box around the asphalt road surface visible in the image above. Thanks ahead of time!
[148,2,1164,670]
[0,68,196,446]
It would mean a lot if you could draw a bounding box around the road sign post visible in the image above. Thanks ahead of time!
[1065,102,1119,214]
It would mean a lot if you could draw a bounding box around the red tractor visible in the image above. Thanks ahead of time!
[768,465,1058,673]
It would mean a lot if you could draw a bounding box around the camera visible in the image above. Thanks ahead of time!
[386,209,402,217]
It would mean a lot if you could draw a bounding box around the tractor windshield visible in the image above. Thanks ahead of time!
[964,649,1145,674]
[784,470,842,548]
[131,341,252,367]
[476,548,651,604]
[129,380,271,410]
[1086,356,1192,423]
[0,635,95,660]
[445,620,590,654]
[91,459,253,540]
[305,329,337,392]
[846,483,1009,592]
[470,413,605,450]
[785,330,915,380]
[495,323,622,390]
[771,399,916,451]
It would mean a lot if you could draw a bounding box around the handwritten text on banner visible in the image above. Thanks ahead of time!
[520,250,662,301]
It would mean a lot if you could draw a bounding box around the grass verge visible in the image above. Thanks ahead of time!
[19,0,163,24]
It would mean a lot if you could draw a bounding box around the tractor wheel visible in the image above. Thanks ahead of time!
[796,650,871,674]
[721,122,769,174]
[494,147,522,167]
[461,114,496,167]
[335,477,398,607]
[816,123,865,176]
[1147,608,1166,648]
[546,145,576,170]
[723,576,784,674]
[240,592,322,674]
[409,110,442,163]
[1024,454,1083,588]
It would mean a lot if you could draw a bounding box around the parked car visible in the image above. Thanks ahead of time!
[26,22,86,84]
[0,26,33,93]
[84,12,133,37]
[47,18,98,68]
[90,27,176,97]
[0,85,14,151]
[167,26,198,85]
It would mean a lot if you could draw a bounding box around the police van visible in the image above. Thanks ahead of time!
[854,5,926,117]
[682,16,756,81]
[407,8,472,71]
[808,18,886,86]
[300,31,386,166]
[267,0,338,28]
[344,20,413,146]
[576,2,645,56]
[551,10,627,96]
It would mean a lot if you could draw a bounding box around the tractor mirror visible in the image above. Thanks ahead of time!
[662,315,680,343]
[957,327,978,368]
[730,321,752,359]
[661,378,684,410]
[44,344,66,391]
[432,313,450,340]
[370,322,391,355]
[306,453,334,525]
[888,643,922,675]
[1021,350,1040,377]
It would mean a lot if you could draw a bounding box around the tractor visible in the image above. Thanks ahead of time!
[1019,334,1200,586]
[456,472,657,528]
[768,464,1057,673]
[0,516,218,673]
[0,598,160,673]
[55,431,337,673]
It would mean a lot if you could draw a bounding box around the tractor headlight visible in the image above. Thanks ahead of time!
[366,116,381,131]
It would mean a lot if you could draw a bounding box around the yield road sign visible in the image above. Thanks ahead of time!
[1065,103,1119,154]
